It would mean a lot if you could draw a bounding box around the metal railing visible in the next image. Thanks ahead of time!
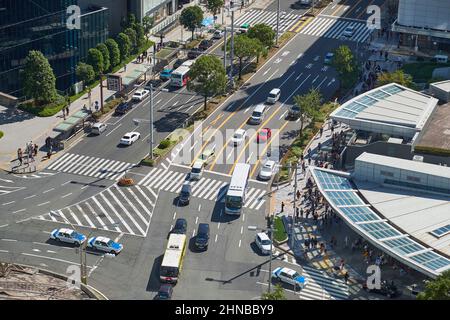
[150,12,181,36]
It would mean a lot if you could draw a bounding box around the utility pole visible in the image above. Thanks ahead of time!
[99,74,104,113]
[275,0,280,46]
[268,216,273,294]
[292,165,298,249]
[223,27,227,70]
[229,1,236,87]
[150,84,154,160]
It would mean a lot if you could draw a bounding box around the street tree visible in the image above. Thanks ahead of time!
[206,0,224,22]
[332,45,356,75]
[417,270,450,300]
[76,62,95,88]
[142,16,155,39]
[230,34,262,79]
[134,23,146,49]
[96,43,110,72]
[261,284,286,300]
[376,70,415,89]
[105,38,121,67]
[293,88,322,135]
[22,50,58,104]
[180,6,204,40]
[121,13,136,30]
[87,48,104,76]
[116,33,132,61]
[188,55,227,111]
[247,23,276,48]
[124,27,137,50]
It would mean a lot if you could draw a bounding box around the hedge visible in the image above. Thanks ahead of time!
[18,94,66,117]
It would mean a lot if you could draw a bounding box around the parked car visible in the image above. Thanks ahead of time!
[179,183,192,206]
[169,218,187,236]
[188,48,203,59]
[288,105,301,119]
[213,30,224,39]
[199,39,213,51]
[195,223,210,251]
[255,232,271,255]
[91,122,107,135]
[120,132,140,145]
[231,129,247,146]
[272,267,307,289]
[257,128,272,143]
[156,284,173,300]
[258,160,277,180]
[115,102,132,115]
[239,23,250,34]
[50,228,86,246]
[132,89,150,101]
[87,236,123,255]
[324,52,334,64]
[159,68,173,81]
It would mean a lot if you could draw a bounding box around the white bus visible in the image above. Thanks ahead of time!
[225,163,250,215]
[160,233,187,283]
[170,66,190,87]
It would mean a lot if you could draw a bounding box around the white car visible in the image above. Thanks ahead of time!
[213,30,224,39]
[88,236,123,255]
[181,60,195,68]
[120,132,140,145]
[197,147,215,166]
[342,26,354,37]
[272,267,308,289]
[132,89,150,101]
[258,160,276,180]
[255,232,271,255]
[50,228,86,246]
[231,129,247,146]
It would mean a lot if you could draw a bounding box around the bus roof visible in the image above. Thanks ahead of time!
[172,66,190,75]
[228,163,250,196]
[161,234,186,268]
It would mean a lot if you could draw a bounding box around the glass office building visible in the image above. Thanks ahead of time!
[0,0,108,97]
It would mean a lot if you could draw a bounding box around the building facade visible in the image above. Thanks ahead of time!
[0,0,108,97]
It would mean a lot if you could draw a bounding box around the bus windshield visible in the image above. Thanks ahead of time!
[226,195,243,209]
[160,266,179,278]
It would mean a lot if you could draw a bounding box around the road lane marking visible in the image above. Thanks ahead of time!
[192,229,195,237]
[21,253,93,268]
[240,226,243,234]
[242,214,245,222]
[215,234,218,242]
[24,195,36,200]
[12,209,26,214]
[0,224,9,228]
[239,239,241,247]
[195,216,198,224]
[114,232,124,243]
[2,201,15,206]
[1,239,17,242]
[61,192,73,198]
[43,188,55,194]
[32,249,41,252]
[279,110,288,120]
[37,201,50,207]
[61,181,72,186]
[46,250,57,254]
[173,212,177,220]
[217,222,221,229]
[105,123,122,137]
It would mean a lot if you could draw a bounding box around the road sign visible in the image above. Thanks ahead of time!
[107,74,122,91]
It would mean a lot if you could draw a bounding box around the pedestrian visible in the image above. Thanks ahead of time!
[66,106,69,115]
[344,271,349,284]
[305,238,310,250]
[344,236,349,248]
[308,158,311,166]
[318,142,322,152]
[17,148,23,165]
[62,108,66,120]
[300,208,304,219]
[295,207,299,222]
[320,127,323,137]
[124,64,127,72]
[33,144,38,157]
[296,190,301,200]
[281,201,285,212]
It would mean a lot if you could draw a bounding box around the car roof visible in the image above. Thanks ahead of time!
[270,88,280,94]
[260,127,270,132]
[257,232,270,241]
[253,104,266,112]
[198,223,209,232]
[280,267,297,275]
[59,228,74,234]
[326,52,334,56]
[95,236,111,242]
[202,147,214,154]
[235,128,246,135]
[92,122,104,128]
[264,160,276,168]
[175,218,187,225]
[193,160,203,168]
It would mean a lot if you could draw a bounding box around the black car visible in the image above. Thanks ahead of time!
[169,218,187,237]
[173,58,188,69]
[115,102,132,115]
[187,48,202,59]
[365,280,401,298]
[195,223,210,251]
[156,284,173,300]
[198,39,213,51]
[178,183,191,206]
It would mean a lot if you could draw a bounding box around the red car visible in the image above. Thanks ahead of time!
[257,128,272,143]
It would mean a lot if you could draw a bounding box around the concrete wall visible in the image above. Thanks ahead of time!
[0,92,18,108]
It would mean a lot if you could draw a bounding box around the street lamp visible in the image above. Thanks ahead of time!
[49,210,118,285]
[133,83,154,160]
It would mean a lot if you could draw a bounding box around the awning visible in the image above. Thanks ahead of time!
[72,109,90,119]
[53,122,75,133]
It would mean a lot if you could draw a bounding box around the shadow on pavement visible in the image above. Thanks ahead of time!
[146,254,164,293]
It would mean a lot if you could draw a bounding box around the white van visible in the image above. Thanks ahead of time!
[248,104,267,125]
[190,160,204,180]
[267,88,281,104]
[91,122,107,135]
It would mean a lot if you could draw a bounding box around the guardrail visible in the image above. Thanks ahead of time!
[150,13,181,36]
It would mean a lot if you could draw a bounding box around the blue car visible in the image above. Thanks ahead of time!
[88,236,123,255]
[160,69,173,81]
[272,267,307,289]
[50,228,86,246]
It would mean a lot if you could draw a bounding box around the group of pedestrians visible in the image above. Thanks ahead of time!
[17,141,38,165]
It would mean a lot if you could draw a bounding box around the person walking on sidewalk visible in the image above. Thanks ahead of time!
[17,148,23,165]
[296,190,301,200]
[320,127,323,137]
[281,201,285,212]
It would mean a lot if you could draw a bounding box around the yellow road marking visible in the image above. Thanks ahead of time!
[294,16,314,33]
[289,18,305,32]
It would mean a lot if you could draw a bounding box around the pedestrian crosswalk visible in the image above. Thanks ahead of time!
[12,171,57,179]
[46,153,135,181]
[35,185,158,237]
[138,168,266,210]
[234,9,302,33]
[297,16,372,43]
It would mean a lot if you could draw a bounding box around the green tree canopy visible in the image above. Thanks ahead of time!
[87,48,104,76]
[124,27,137,50]
[293,88,322,135]
[76,62,95,88]
[332,45,356,75]
[116,33,132,61]
[105,38,121,67]
[206,0,224,19]
[121,13,136,30]
[134,23,146,49]
[142,16,154,37]
[417,270,450,300]
[188,55,227,110]
[376,70,415,89]
[247,23,276,48]
[180,6,204,40]
[229,34,263,79]
[261,284,286,300]
[96,43,110,72]
[22,50,57,104]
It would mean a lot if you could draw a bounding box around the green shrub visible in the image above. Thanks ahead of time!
[185,39,201,49]
[273,216,288,242]
[141,158,154,167]
[0,131,3,139]
[158,139,171,149]
[18,94,66,117]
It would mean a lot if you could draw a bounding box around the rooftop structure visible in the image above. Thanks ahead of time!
[331,83,438,138]
[310,152,450,278]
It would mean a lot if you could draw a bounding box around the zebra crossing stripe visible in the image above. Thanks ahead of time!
[100,160,126,179]
[113,186,149,227]
[243,188,258,207]
[313,18,337,37]
[164,172,186,191]
[85,201,110,231]
[154,170,179,189]
[148,186,158,198]
[66,207,83,226]
[50,153,79,171]
[47,153,72,170]
[106,188,145,236]
[196,179,216,198]
[92,159,117,177]
[99,192,134,234]
[169,175,187,193]
[80,157,109,176]
[126,188,153,218]
[134,185,155,207]
[64,155,91,173]
[326,20,352,38]
[147,169,167,188]
[203,180,224,200]
[249,190,265,209]
[158,171,182,190]
[193,179,214,197]
[75,204,96,228]
[91,196,122,232]
[77,157,104,175]
[139,168,157,186]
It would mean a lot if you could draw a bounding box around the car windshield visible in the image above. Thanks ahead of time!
[269,93,277,98]
[192,168,201,173]
[71,232,81,238]
[107,240,114,247]
[123,135,131,139]
[261,239,271,245]
[172,74,182,79]
[225,195,242,209]
[252,111,262,117]
[175,221,185,229]
[292,272,301,279]
[259,131,267,136]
